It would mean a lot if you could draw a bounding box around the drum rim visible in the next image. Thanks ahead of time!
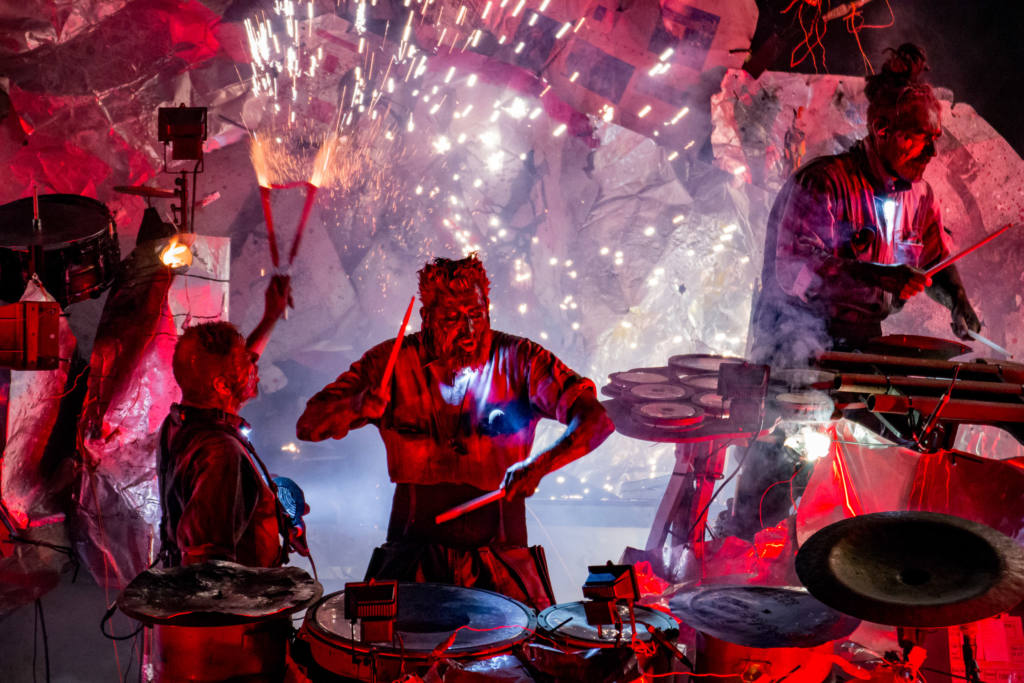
[0,194,115,248]
[624,383,691,402]
[677,372,721,391]
[668,353,743,374]
[535,602,678,649]
[303,583,537,659]
[631,401,705,429]
[608,370,672,385]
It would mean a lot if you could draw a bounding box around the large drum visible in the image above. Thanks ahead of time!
[0,194,120,306]
[297,582,536,681]
[525,601,680,682]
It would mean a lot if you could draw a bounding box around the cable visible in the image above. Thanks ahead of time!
[100,603,144,641]
[757,463,806,530]
[34,599,51,683]
[682,440,753,543]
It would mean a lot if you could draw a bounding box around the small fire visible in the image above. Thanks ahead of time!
[160,239,192,269]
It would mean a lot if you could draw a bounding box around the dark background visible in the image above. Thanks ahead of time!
[751,0,1024,156]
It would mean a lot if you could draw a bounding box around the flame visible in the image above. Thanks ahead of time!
[160,239,192,269]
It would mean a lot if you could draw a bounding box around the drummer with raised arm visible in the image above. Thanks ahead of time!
[296,254,613,609]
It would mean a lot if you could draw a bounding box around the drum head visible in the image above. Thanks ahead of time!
[692,392,729,419]
[632,402,703,429]
[625,383,690,403]
[537,602,677,649]
[609,370,671,387]
[678,372,720,392]
[668,354,742,375]
[307,583,534,657]
[0,195,113,247]
[774,391,834,421]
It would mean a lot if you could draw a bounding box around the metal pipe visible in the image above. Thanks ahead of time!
[834,373,1024,397]
[818,351,1024,383]
[867,394,1024,422]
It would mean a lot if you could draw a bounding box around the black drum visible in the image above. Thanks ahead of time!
[297,583,536,681]
[0,194,119,306]
[527,602,679,682]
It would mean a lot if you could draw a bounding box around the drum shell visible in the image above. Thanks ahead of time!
[698,634,833,683]
[298,583,535,682]
[0,194,119,306]
[151,618,290,682]
[528,602,679,682]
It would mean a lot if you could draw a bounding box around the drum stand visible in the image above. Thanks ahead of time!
[643,439,732,580]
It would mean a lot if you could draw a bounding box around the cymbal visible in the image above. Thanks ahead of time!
[668,585,860,648]
[117,560,322,627]
[113,184,177,199]
[796,511,1024,628]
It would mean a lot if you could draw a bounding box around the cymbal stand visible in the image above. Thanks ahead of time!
[958,623,983,683]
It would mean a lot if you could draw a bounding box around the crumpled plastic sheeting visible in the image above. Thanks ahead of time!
[1,278,78,527]
[0,0,249,243]
[909,451,1024,542]
[795,420,921,546]
[74,236,229,590]
[0,0,129,57]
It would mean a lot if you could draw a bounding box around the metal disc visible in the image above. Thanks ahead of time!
[669,585,859,648]
[625,383,690,402]
[796,511,1024,627]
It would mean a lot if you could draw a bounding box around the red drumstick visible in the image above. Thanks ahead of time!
[380,296,416,394]
[435,489,505,525]
[925,223,1016,278]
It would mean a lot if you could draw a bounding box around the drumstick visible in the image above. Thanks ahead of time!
[435,489,505,525]
[379,296,416,394]
[925,223,1016,278]
[967,330,1013,358]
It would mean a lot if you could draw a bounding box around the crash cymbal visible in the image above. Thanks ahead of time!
[867,334,971,360]
[796,511,1024,628]
[117,560,322,627]
[668,585,859,648]
[113,185,177,199]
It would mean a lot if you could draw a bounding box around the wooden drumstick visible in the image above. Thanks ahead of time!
[925,223,1016,278]
[380,296,416,394]
[435,489,505,525]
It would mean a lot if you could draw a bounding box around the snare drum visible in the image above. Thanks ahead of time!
[632,401,704,430]
[297,583,535,682]
[669,354,742,375]
[773,391,835,422]
[692,391,729,420]
[678,372,720,393]
[604,369,673,398]
[0,194,119,306]
[527,602,679,681]
[624,383,690,403]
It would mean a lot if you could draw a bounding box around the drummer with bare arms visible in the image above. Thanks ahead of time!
[296,254,614,609]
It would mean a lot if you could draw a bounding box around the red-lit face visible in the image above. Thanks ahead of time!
[423,286,491,368]
[875,104,942,183]
[225,343,260,403]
